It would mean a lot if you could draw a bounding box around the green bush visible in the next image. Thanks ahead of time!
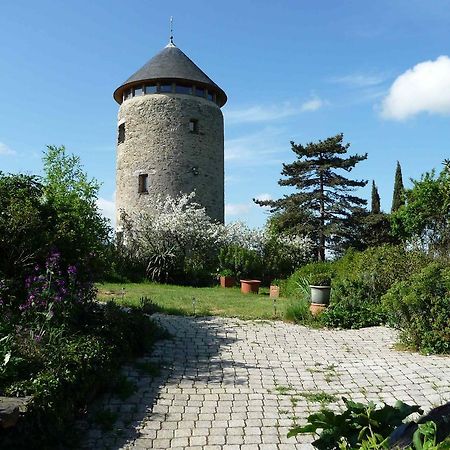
[382,263,450,354]
[284,245,430,329]
[284,297,312,323]
[218,245,263,280]
[284,261,335,297]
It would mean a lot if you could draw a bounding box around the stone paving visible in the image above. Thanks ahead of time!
[80,314,450,449]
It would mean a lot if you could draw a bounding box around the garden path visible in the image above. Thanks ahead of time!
[79,314,450,449]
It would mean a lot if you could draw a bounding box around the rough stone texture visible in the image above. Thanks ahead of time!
[79,315,450,449]
[116,93,224,225]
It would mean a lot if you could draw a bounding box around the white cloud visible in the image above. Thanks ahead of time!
[225,97,324,124]
[300,98,323,111]
[0,142,16,156]
[97,195,116,228]
[254,193,272,202]
[331,73,386,87]
[225,127,286,164]
[225,202,252,217]
[381,55,450,120]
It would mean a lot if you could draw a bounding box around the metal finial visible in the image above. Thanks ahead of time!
[169,16,174,45]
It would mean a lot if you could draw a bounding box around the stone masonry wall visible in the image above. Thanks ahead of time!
[116,93,224,226]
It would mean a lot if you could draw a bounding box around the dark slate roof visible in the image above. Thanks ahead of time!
[113,44,227,106]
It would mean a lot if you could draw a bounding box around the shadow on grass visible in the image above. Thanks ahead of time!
[78,314,252,449]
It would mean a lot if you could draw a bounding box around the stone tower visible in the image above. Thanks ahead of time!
[113,39,227,227]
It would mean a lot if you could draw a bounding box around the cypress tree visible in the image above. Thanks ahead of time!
[254,133,367,261]
[371,180,381,214]
[391,161,405,212]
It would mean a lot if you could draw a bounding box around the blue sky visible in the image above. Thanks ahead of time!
[1,0,450,227]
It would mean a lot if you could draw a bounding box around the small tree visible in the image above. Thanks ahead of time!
[371,180,381,214]
[391,163,450,258]
[255,133,367,260]
[391,161,405,212]
[42,145,111,276]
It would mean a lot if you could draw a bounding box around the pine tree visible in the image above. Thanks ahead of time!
[391,161,405,212]
[371,180,381,214]
[254,133,367,261]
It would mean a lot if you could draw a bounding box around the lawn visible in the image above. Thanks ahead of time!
[97,282,293,320]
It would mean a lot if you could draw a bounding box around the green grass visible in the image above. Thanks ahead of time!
[97,282,293,321]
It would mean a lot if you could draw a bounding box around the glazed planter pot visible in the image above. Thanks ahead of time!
[240,279,261,294]
[269,285,280,298]
[220,276,235,288]
[309,285,331,305]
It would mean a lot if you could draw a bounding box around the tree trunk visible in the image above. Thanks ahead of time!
[318,155,326,261]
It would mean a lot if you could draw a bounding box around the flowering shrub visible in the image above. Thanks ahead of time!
[118,193,313,284]
[19,250,96,327]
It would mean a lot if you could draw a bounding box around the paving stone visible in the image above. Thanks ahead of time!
[80,314,450,449]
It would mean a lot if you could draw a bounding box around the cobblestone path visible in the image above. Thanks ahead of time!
[80,314,450,449]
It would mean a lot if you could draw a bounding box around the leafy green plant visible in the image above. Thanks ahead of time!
[288,398,422,450]
[382,263,450,354]
[284,297,313,324]
[309,273,332,286]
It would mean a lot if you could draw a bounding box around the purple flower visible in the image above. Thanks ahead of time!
[67,265,77,275]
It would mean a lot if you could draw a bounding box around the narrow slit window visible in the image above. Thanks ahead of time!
[118,123,125,144]
[189,119,198,133]
[138,174,149,193]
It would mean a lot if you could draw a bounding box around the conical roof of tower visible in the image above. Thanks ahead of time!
[113,43,227,107]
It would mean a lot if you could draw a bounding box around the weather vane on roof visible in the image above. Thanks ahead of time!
[169,16,174,45]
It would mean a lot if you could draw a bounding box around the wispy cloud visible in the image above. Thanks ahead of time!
[225,127,287,165]
[0,142,17,156]
[300,98,324,111]
[225,203,252,217]
[97,193,115,228]
[225,97,325,124]
[381,55,450,120]
[330,73,386,88]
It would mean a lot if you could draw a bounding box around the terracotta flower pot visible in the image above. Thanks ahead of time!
[269,285,280,298]
[220,276,235,288]
[240,279,261,294]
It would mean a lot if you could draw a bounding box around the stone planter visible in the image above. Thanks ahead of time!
[240,279,261,294]
[220,276,235,288]
[269,285,280,298]
[309,285,331,305]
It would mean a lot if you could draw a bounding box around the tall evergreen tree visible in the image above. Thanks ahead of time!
[255,133,367,261]
[391,161,405,212]
[371,180,381,214]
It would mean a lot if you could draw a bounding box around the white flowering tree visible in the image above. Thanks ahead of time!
[119,193,313,284]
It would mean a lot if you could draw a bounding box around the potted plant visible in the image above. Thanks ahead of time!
[219,269,235,288]
[309,272,332,309]
[270,279,281,298]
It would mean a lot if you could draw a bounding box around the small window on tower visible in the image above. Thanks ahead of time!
[189,119,199,133]
[118,123,125,144]
[138,174,149,193]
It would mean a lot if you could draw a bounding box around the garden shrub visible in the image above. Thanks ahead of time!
[284,297,311,323]
[218,245,263,280]
[382,263,450,354]
[283,261,336,298]
[284,245,430,329]
[322,278,387,329]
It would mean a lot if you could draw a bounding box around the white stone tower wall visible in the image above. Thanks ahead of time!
[116,93,224,224]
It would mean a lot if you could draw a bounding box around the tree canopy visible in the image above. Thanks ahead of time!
[391,162,450,258]
[255,133,367,260]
